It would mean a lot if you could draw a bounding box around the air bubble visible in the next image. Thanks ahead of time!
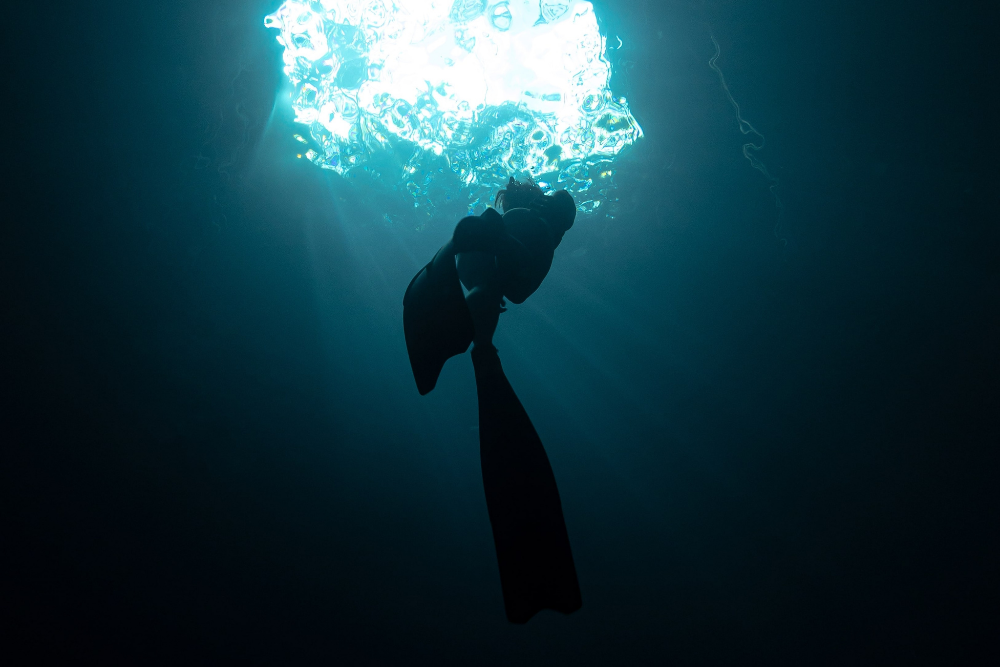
[581,94,603,113]
[540,0,571,23]
[450,0,487,23]
[490,2,512,31]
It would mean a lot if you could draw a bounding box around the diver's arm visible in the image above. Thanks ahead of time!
[498,209,554,304]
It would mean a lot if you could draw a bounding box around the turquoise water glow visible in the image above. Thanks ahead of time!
[265,0,642,212]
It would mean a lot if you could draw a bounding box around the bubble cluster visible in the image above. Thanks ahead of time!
[265,0,642,213]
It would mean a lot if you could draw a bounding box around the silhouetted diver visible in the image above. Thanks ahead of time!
[403,178,582,623]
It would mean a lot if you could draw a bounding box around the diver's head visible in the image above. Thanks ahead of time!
[495,176,576,246]
[532,189,576,247]
[495,176,544,212]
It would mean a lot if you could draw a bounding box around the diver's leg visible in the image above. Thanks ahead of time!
[401,207,508,394]
[471,343,582,623]
[429,239,457,274]
[465,280,505,349]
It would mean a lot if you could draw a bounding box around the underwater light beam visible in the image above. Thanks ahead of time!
[264,0,643,213]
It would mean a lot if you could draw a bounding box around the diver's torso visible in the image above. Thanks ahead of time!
[457,207,556,304]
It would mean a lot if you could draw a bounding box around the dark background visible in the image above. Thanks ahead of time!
[4,1,997,663]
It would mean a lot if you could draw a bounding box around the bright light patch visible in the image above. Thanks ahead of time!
[265,0,642,211]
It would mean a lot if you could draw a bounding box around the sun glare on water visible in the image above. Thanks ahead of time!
[265,0,642,213]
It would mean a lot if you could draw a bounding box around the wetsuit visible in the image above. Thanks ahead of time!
[455,188,576,305]
[401,190,581,623]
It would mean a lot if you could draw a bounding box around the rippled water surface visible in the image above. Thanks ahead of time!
[265,0,643,213]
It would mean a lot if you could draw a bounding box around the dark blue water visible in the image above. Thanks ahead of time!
[6,1,997,663]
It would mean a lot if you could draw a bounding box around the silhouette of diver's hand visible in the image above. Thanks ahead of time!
[466,285,504,347]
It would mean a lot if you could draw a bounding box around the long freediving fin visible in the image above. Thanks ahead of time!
[403,245,475,395]
[471,343,582,623]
